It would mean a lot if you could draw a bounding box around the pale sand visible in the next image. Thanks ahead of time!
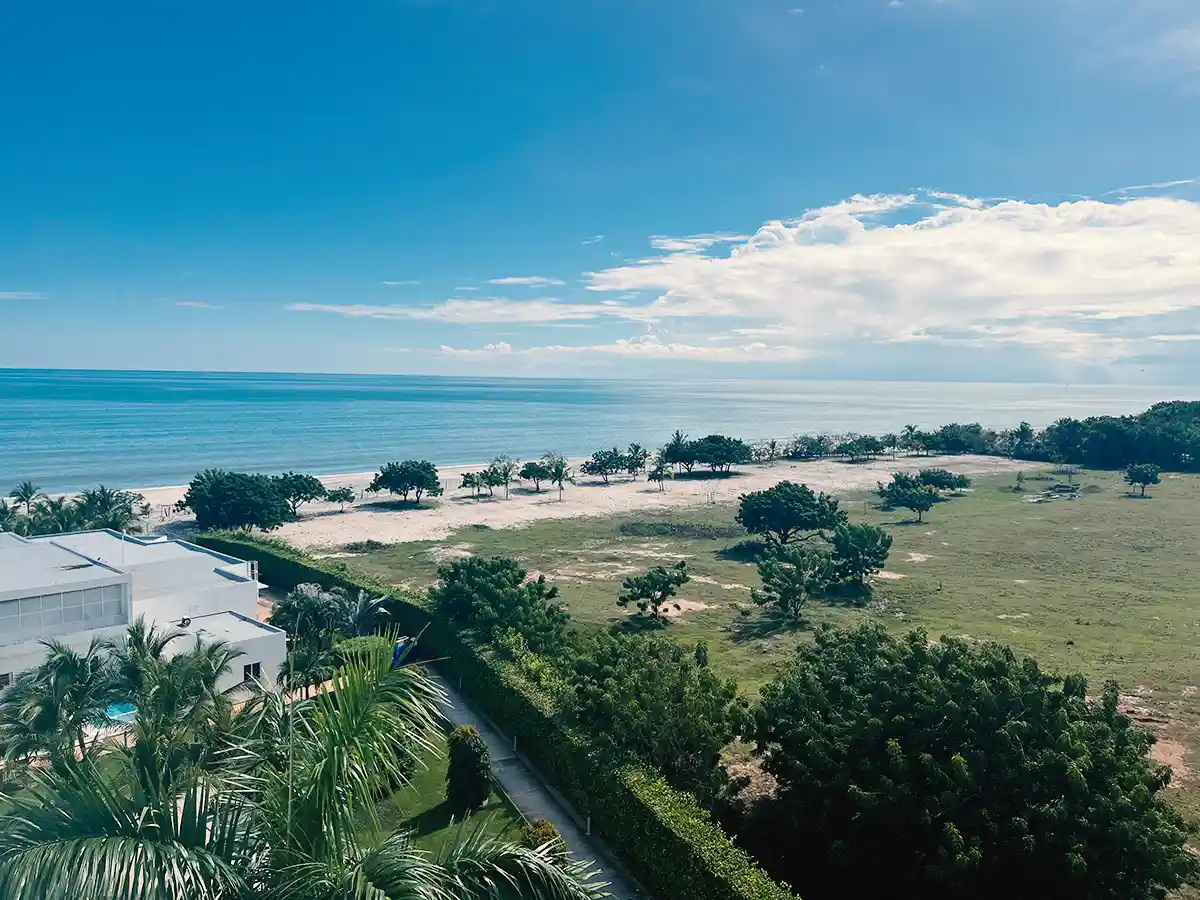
[138,454,1026,550]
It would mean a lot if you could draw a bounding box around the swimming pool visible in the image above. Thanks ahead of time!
[106,702,136,723]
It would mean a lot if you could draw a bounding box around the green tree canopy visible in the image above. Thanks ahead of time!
[519,460,552,491]
[919,468,971,492]
[368,460,443,503]
[429,556,570,654]
[177,469,291,531]
[617,560,690,621]
[1125,463,1161,496]
[744,623,1200,900]
[691,434,752,473]
[830,522,892,584]
[580,447,625,484]
[326,486,355,511]
[274,471,327,516]
[542,452,575,500]
[569,631,745,797]
[736,481,846,548]
[879,474,938,522]
[751,545,832,620]
[446,724,492,812]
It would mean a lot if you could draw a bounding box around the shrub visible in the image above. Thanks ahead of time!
[446,725,492,812]
[333,635,395,666]
[520,819,563,851]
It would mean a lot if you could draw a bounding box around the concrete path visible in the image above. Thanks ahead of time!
[436,677,644,900]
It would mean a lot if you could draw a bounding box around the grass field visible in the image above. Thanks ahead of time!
[344,466,1200,817]
[360,731,525,854]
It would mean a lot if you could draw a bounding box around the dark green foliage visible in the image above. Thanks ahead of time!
[736,481,846,548]
[488,455,520,498]
[919,468,971,491]
[745,623,1200,900]
[178,469,291,530]
[332,635,395,667]
[326,486,355,511]
[580,447,625,484]
[830,522,892,584]
[618,520,744,540]
[751,546,832,620]
[274,471,327,516]
[2,484,149,537]
[691,434,752,473]
[626,443,650,476]
[368,460,443,503]
[786,434,833,460]
[663,430,697,473]
[878,474,938,522]
[429,556,569,654]
[835,436,883,463]
[518,460,552,491]
[520,819,563,852]
[446,724,492,812]
[1126,463,1161,496]
[569,632,746,797]
[618,560,690,620]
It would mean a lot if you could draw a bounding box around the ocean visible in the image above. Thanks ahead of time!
[0,369,1193,493]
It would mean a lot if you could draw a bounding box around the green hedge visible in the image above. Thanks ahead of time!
[194,531,798,900]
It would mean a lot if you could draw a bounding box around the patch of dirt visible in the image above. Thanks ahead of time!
[691,574,751,591]
[311,551,358,559]
[1014,579,1029,584]
[924,530,937,535]
[1183,686,1199,698]
[633,599,711,619]
[553,562,642,582]
[1151,739,1192,780]
[997,613,1030,620]
[906,552,934,563]
[424,543,473,562]
[874,570,906,580]
[723,758,780,806]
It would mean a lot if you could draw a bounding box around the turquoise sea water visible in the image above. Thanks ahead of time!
[1,369,1194,493]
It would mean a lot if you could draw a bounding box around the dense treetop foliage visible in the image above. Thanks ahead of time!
[1,483,149,536]
[178,469,293,531]
[741,623,1199,900]
[368,459,443,503]
[736,481,846,548]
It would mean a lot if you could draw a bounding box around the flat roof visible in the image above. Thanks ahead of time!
[175,610,284,644]
[0,532,125,596]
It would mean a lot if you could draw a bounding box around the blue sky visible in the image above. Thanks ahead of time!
[2,0,1200,382]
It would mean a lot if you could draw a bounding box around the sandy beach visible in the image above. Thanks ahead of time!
[140,454,1028,550]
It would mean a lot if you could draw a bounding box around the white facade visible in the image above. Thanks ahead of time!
[0,530,285,690]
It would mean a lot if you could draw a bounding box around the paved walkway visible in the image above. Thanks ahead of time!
[436,677,644,900]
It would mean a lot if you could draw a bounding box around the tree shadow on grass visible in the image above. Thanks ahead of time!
[730,607,808,643]
[822,582,873,607]
[360,498,436,512]
[715,539,767,563]
[403,798,457,840]
[609,614,669,635]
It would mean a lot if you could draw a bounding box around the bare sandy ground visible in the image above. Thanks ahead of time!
[141,455,1026,550]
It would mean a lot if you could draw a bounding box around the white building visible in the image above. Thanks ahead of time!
[0,529,286,694]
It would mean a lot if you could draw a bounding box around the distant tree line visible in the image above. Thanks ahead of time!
[0,482,149,536]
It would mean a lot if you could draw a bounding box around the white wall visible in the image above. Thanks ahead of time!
[132,578,259,627]
[0,623,129,685]
[216,628,287,694]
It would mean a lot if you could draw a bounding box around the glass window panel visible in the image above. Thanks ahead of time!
[61,591,83,610]
[103,600,122,617]
[41,608,62,627]
[62,606,83,624]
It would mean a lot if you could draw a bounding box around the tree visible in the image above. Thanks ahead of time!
[830,523,892,585]
[879,475,937,522]
[489,455,519,499]
[647,451,671,491]
[76,486,148,532]
[368,460,443,504]
[275,471,327,516]
[569,631,745,796]
[919,468,970,492]
[429,556,570,654]
[326,486,355,511]
[9,481,45,515]
[751,546,832,620]
[881,433,899,459]
[177,469,291,531]
[268,583,344,649]
[736,481,846,549]
[691,434,752,473]
[329,588,390,637]
[481,467,505,497]
[626,443,649,477]
[580,447,624,485]
[460,471,483,497]
[446,724,492,812]
[663,430,692,473]
[30,496,85,535]
[0,499,19,533]
[1126,462,1161,497]
[519,460,552,492]
[0,646,605,900]
[0,637,118,768]
[743,623,1200,900]
[543,452,575,500]
[279,643,334,699]
[618,560,690,621]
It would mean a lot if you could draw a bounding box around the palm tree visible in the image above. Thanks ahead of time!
[0,499,21,533]
[900,425,918,455]
[331,588,390,637]
[664,430,689,473]
[9,481,46,515]
[0,647,607,900]
[77,486,147,533]
[280,642,334,699]
[102,617,182,699]
[0,637,119,767]
[542,452,576,501]
[269,583,342,648]
[30,496,85,535]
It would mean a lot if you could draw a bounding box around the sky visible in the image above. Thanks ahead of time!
[2,0,1200,383]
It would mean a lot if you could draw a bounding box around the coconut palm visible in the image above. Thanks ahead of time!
[0,647,607,900]
[542,452,576,502]
[269,583,343,648]
[0,637,119,768]
[30,496,85,535]
[9,481,45,515]
[77,485,147,533]
[0,499,21,533]
[280,642,335,699]
[331,587,390,637]
[102,617,183,699]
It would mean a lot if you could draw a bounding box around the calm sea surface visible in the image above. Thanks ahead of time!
[1,369,1194,492]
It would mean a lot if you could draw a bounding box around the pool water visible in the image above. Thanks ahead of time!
[106,702,136,723]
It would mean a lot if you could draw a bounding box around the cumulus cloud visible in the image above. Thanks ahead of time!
[487,276,566,286]
[583,191,1200,365]
[0,291,44,300]
[288,297,648,324]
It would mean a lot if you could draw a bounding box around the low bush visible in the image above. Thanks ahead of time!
[619,521,745,540]
[446,725,491,812]
[520,819,563,851]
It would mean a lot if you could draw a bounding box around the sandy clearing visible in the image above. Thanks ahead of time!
[873,571,906,581]
[906,552,934,563]
[142,454,1026,550]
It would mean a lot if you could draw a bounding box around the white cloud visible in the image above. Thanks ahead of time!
[582,191,1200,366]
[437,334,809,362]
[175,300,221,309]
[0,291,44,300]
[486,276,566,286]
[382,280,419,286]
[649,233,750,253]
[581,234,605,245]
[288,297,648,324]
[454,285,478,292]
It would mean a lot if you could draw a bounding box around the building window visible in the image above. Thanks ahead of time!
[243,662,262,682]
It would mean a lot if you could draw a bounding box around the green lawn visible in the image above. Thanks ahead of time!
[347,467,1200,817]
[361,731,525,854]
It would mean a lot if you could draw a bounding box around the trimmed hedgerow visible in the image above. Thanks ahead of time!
[194,531,798,900]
